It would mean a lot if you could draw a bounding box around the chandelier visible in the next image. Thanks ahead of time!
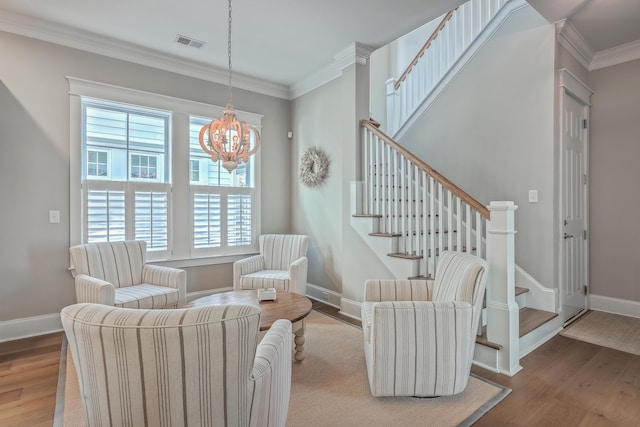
[199,0,260,173]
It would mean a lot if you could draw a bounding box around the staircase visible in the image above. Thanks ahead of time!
[386,0,529,138]
[352,0,564,373]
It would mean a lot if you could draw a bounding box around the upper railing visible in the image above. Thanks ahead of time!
[360,119,488,278]
[387,0,509,135]
[394,9,457,91]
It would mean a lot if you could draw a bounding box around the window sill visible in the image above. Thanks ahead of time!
[149,252,259,269]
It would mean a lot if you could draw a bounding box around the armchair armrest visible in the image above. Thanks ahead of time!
[288,256,308,295]
[363,279,433,302]
[74,274,115,305]
[142,264,187,307]
[233,255,265,290]
[250,319,292,427]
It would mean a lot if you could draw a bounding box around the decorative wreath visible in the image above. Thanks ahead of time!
[299,146,330,187]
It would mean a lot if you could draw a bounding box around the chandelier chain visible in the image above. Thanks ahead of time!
[227,0,233,106]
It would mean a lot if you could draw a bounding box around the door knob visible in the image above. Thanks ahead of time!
[564,233,574,239]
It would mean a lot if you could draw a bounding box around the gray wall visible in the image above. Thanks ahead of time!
[0,30,291,321]
[398,6,557,288]
[291,60,393,303]
[589,58,640,303]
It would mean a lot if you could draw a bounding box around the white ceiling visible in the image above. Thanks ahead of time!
[0,0,638,96]
[528,0,640,52]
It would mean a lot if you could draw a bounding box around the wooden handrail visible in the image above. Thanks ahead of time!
[361,119,490,219]
[394,9,457,91]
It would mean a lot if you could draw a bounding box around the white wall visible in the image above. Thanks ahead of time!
[397,6,557,288]
[589,58,640,303]
[0,30,291,323]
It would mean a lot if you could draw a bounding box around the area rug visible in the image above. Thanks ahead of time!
[54,310,510,426]
[560,310,640,356]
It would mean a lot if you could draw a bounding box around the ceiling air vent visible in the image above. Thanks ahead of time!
[175,34,205,49]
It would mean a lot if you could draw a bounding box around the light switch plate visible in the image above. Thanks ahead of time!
[528,190,538,203]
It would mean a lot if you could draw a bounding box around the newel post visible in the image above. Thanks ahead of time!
[385,78,399,135]
[486,201,521,376]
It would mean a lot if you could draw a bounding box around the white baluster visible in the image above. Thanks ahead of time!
[466,203,472,253]
[476,211,483,258]
[422,170,428,277]
[447,189,453,251]
[429,176,436,276]
[400,157,407,254]
[456,197,462,252]
[437,182,444,256]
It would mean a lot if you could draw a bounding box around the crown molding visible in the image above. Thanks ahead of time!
[290,42,374,99]
[590,39,640,71]
[555,19,594,70]
[0,9,291,99]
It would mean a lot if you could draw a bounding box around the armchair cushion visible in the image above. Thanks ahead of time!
[238,270,291,291]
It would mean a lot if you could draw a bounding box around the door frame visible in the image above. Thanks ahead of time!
[558,69,593,325]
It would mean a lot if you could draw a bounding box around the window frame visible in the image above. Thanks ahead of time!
[68,77,263,266]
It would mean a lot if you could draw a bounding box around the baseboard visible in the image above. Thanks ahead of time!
[186,286,233,302]
[305,283,342,309]
[339,297,362,321]
[0,313,63,343]
[589,294,640,319]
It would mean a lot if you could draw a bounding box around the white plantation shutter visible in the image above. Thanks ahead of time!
[193,191,222,249]
[134,186,170,251]
[228,192,253,247]
[190,187,255,255]
[85,184,126,242]
[83,181,171,257]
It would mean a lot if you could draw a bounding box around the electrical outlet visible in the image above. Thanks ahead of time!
[322,291,329,301]
[49,210,60,223]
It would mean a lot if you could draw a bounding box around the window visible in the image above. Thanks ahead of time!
[69,77,263,264]
[189,115,256,256]
[81,98,171,257]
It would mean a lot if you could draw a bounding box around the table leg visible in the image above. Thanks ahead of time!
[293,319,306,362]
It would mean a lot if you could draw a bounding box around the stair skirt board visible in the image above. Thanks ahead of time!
[519,315,562,358]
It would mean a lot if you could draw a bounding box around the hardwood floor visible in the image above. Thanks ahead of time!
[1,304,638,426]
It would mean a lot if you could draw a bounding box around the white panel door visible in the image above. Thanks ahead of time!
[561,91,589,324]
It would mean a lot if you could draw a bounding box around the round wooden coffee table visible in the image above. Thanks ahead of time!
[187,290,313,362]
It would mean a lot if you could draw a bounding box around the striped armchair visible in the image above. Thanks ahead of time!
[61,303,292,427]
[69,240,186,309]
[361,251,488,397]
[234,234,309,295]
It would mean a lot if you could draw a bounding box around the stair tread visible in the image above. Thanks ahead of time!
[519,307,558,338]
[387,252,422,260]
[407,275,433,280]
[476,327,503,350]
[369,232,402,237]
[352,214,382,218]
